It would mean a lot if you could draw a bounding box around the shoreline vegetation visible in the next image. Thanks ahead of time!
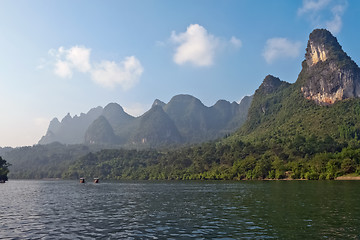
[59,133,360,181]
[9,174,360,181]
[0,156,10,182]
[6,134,360,181]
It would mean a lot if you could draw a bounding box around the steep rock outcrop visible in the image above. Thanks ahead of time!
[152,99,166,108]
[257,75,287,95]
[299,29,360,105]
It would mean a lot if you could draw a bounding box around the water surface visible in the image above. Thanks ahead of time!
[1,180,359,239]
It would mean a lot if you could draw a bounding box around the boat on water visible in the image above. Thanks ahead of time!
[93,178,99,183]
[80,178,85,183]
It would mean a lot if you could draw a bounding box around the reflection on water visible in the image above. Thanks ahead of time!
[1,180,360,239]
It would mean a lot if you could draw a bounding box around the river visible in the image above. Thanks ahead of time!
[1,180,359,239]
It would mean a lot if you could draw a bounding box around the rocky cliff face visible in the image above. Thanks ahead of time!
[300,29,360,105]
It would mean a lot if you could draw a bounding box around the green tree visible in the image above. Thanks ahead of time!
[341,158,356,174]
[0,156,10,182]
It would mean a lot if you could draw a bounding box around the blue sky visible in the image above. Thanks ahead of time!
[0,0,359,147]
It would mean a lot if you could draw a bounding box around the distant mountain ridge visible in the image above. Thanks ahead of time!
[39,94,253,147]
[39,107,103,145]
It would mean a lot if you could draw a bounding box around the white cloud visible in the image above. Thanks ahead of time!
[326,14,342,34]
[298,0,347,35]
[170,24,241,67]
[263,38,302,64]
[230,36,242,49]
[54,60,72,78]
[298,0,330,15]
[171,24,219,66]
[50,46,91,78]
[66,46,91,73]
[326,3,347,34]
[47,46,143,90]
[91,56,143,90]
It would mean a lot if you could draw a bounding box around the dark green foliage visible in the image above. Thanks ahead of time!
[3,142,103,179]
[62,133,360,181]
[63,149,162,180]
[0,156,10,182]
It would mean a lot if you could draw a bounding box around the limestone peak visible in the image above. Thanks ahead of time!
[257,75,287,95]
[305,29,344,67]
[300,29,360,105]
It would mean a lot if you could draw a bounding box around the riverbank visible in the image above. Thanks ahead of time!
[336,174,360,180]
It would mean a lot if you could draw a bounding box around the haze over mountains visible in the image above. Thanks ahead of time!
[37,28,360,150]
[39,94,253,147]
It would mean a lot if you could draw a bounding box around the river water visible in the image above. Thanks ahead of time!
[1,180,359,239]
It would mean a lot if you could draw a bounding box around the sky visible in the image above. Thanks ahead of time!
[0,0,359,147]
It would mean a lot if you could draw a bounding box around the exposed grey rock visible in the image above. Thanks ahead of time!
[300,29,360,105]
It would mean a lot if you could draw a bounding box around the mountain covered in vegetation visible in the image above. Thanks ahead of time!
[237,29,360,141]
[6,29,360,181]
[62,29,360,181]
[39,94,253,148]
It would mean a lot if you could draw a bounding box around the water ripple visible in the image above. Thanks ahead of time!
[1,180,360,239]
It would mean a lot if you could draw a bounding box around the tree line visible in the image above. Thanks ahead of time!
[63,134,360,181]
[0,156,10,182]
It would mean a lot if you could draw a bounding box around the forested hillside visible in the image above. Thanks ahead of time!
[63,29,360,180]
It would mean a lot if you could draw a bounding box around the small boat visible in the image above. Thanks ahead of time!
[93,178,99,183]
[80,178,85,183]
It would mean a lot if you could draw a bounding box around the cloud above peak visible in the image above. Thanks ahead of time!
[298,0,331,15]
[298,0,348,35]
[263,38,302,64]
[171,24,218,67]
[91,57,143,90]
[48,46,143,90]
[65,46,91,73]
[170,24,241,67]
